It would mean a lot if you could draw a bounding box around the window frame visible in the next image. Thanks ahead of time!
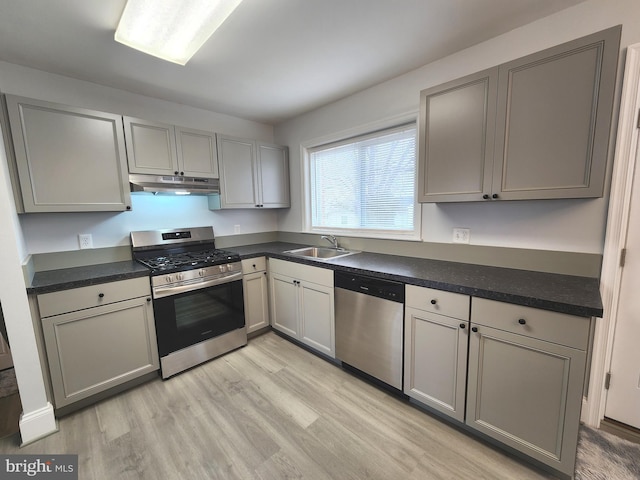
[301,117,421,241]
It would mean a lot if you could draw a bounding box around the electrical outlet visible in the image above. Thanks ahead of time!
[452,228,470,244]
[78,234,93,249]
[234,225,241,234]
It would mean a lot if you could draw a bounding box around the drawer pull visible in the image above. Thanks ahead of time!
[471,327,478,333]
[518,318,527,325]
[98,293,105,298]
[459,323,466,329]
[430,299,437,305]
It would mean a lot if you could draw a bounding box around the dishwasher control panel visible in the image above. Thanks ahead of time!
[334,271,405,303]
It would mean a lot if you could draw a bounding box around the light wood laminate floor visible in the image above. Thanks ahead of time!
[0,332,554,479]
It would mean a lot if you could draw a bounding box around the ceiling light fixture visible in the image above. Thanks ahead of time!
[115,0,243,65]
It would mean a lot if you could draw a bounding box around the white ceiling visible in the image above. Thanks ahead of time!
[0,0,587,124]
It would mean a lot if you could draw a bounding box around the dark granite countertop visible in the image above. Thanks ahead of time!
[26,242,603,318]
[228,242,603,318]
[27,260,150,295]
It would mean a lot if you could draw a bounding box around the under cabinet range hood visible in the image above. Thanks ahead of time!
[129,174,220,195]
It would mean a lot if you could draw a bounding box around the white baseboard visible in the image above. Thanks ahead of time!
[19,402,58,445]
[581,397,591,425]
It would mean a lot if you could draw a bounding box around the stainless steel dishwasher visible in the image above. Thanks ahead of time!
[335,271,404,389]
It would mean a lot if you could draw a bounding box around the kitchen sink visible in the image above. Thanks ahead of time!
[284,246,359,261]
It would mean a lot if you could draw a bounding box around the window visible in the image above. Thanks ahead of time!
[307,123,419,239]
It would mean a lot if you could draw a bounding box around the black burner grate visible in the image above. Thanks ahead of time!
[136,248,240,272]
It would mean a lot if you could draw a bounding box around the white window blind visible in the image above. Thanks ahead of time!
[309,124,417,236]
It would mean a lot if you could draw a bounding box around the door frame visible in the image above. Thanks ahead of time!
[584,42,640,427]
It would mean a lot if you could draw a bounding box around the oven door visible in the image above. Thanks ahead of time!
[153,279,245,357]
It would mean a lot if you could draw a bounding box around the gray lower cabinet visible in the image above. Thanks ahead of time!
[418,25,621,202]
[268,259,334,357]
[4,95,131,212]
[270,271,299,337]
[39,277,159,409]
[404,291,591,476]
[241,257,270,333]
[404,286,470,422]
[217,135,290,209]
[466,298,590,477]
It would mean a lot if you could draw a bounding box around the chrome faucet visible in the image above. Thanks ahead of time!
[321,234,339,249]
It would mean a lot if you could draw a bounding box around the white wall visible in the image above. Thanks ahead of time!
[0,62,274,140]
[275,0,640,256]
[0,124,56,442]
[19,195,277,254]
[0,62,279,258]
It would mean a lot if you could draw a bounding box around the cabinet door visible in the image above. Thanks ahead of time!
[5,95,131,212]
[466,324,586,476]
[493,26,620,200]
[257,142,290,207]
[299,280,334,358]
[243,270,269,333]
[124,117,178,175]
[269,272,299,337]
[217,135,258,208]
[418,68,497,202]
[404,307,468,422]
[175,126,219,178]
[42,296,159,408]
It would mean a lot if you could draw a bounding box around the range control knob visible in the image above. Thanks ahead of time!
[165,275,173,283]
[176,273,184,281]
[198,269,206,277]
[218,264,227,273]
[227,263,235,272]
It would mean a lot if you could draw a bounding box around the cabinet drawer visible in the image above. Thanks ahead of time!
[471,297,590,350]
[268,258,333,287]
[242,257,267,273]
[38,276,151,318]
[406,285,470,320]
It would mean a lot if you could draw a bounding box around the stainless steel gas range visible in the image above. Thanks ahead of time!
[131,226,246,378]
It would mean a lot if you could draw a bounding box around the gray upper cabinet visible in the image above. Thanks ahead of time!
[124,117,177,175]
[418,25,621,203]
[217,135,290,209]
[124,117,218,178]
[494,26,620,200]
[258,142,290,208]
[217,135,257,208]
[418,69,498,202]
[175,126,219,178]
[5,95,131,213]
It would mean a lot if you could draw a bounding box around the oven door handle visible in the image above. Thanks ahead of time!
[152,271,243,299]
